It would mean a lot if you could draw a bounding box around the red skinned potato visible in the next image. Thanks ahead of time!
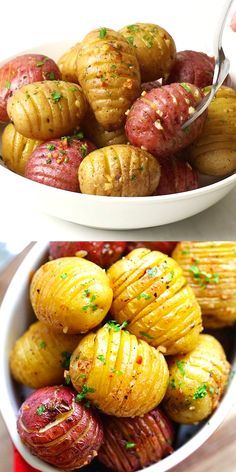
[166,50,214,88]
[17,386,103,470]
[155,156,199,195]
[141,80,161,93]
[99,408,174,472]
[0,54,61,122]
[125,83,207,158]
[127,241,177,255]
[49,241,127,268]
[25,136,96,191]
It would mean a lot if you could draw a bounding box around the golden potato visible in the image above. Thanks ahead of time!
[2,123,42,175]
[83,108,127,148]
[58,43,81,82]
[172,241,236,328]
[10,321,80,389]
[30,257,113,334]
[70,323,169,417]
[79,144,160,196]
[164,334,230,424]
[108,248,202,355]
[77,28,141,130]
[7,81,87,140]
[119,23,176,82]
[189,86,236,176]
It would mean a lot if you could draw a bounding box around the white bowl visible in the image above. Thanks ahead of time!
[0,33,236,229]
[0,242,236,472]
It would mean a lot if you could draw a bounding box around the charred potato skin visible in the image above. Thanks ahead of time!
[7,81,87,140]
[70,324,169,417]
[83,108,127,148]
[108,248,202,355]
[9,321,80,389]
[98,408,174,472]
[79,144,160,197]
[166,50,214,88]
[30,257,113,334]
[172,241,236,328]
[58,43,81,82]
[119,23,176,82]
[2,123,42,175]
[164,334,230,424]
[77,28,141,131]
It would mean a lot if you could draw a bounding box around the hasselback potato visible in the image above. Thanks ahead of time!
[99,407,174,472]
[30,257,113,334]
[108,248,202,355]
[83,108,127,148]
[77,28,141,130]
[58,43,81,82]
[166,50,214,88]
[7,81,87,140]
[10,321,80,389]
[164,334,230,423]
[172,241,236,328]
[70,323,169,417]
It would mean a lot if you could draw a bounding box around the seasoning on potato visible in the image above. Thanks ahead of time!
[10,321,81,389]
[77,28,141,130]
[83,108,127,148]
[166,50,214,88]
[164,334,230,424]
[108,248,202,355]
[2,123,43,175]
[154,156,199,195]
[30,257,113,334]
[70,323,169,417]
[119,23,176,82]
[79,144,160,197]
[7,81,87,140]
[58,42,81,83]
[172,241,236,328]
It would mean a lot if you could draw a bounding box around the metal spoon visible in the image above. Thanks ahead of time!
[182,0,233,130]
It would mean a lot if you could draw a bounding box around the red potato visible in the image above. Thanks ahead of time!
[155,156,199,195]
[125,83,207,159]
[17,386,104,470]
[127,241,177,255]
[49,241,127,268]
[166,50,215,88]
[25,136,96,192]
[0,54,61,122]
[141,80,161,93]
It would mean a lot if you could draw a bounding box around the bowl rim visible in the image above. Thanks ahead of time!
[0,241,236,472]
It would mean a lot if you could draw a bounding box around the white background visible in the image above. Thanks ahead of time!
[0,0,235,239]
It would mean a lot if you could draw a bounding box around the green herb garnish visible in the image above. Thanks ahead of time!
[107,320,128,331]
[60,272,68,279]
[80,143,88,158]
[139,331,154,340]
[176,360,186,376]
[47,71,56,80]
[125,441,136,449]
[126,36,135,46]
[97,354,106,364]
[47,144,55,151]
[36,60,45,67]
[5,80,11,89]
[61,351,71,369]
[166,270,174,283]
[39,341,46,349]
[169,378,176,389]
[75,384,96,402]
[193,384,208,400]
[146,267,158,277]
[180,83,192,93]
[127,25,139,32]
[99,27,107,39]
[65,373,71,385]
[111,368,123,375]
[36,405,46,415]
[136,292,151,300]
[51,90,62,103]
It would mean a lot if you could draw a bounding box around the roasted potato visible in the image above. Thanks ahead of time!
[164,334,230,424]
[30,257,113,334]
[10,321,80,389]
[70,323,169,417]
[154,156,199,195]
[127,242,177,255]
[79,144,160,197]
[58,43,81,82]
[172,241,236,328]
[7,81,87,140]
[99,408,174,472]
[0,54,61,123]
[166,50,214,87]
[108,248,202,355]
[77,28,141,130]
[119,23,176,82]
[2,123,42,175]
[189,86,236,176]
[83,108,127,148]
[125,83,207,158]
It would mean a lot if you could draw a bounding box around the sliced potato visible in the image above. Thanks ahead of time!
[58,43,81,83]
[83,108,127,148]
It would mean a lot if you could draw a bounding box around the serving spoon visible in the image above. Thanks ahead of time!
[182,0,233,129]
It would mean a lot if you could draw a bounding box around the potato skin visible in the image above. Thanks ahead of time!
[108,248,202,355]
[172,241,236,328]
[0,54,61,123]
[98,408,174,472]
[155,156,199,195]
[2,123,42,175]
[127,242,177,256]
[83,108,127,148]
[7,80,87,140]
[164,334,230,424]
[77,28,141,130]
[30,257,113,334]
[189,86,236,176]
[70,324,169,417]
[58,43,81,82]
[119,23,176,82]
[17,386,103,470]
[125,83,207,159]
[79,144,160,197]
[166,50,214,88]
[9,321,80,389]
